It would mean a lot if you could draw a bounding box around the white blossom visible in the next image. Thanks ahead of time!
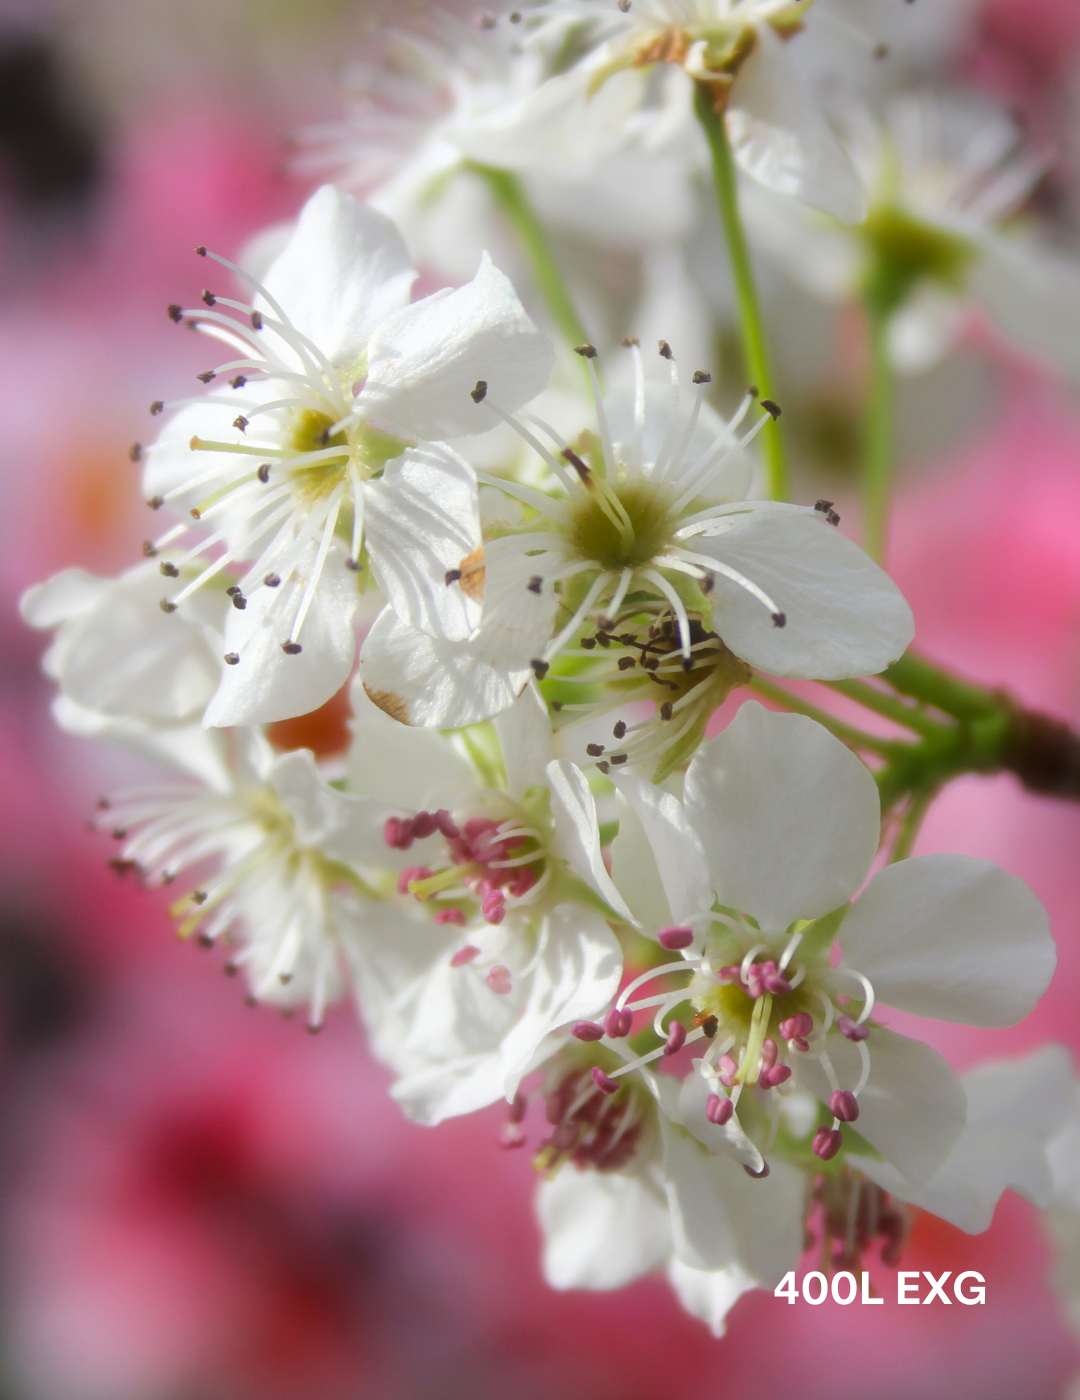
[142,183,552,727]
[602,701,1054,1183]
[359,342,913,748]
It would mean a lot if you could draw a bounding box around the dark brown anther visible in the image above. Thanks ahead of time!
[826,510,841,526]
[148,495,164,510]
[642,656,659,671]
[610,754,628,765]
[264,573,281,587]
[226,585,242,595]
[815,499,834,513]
[747,383,759,397]
[257,463,271,483]
[129,442,143,463]
[618,633,637,646]
[479,12,496,26]
[510,9,522,19]
[111,827,127,840]
[231,593,247,610]
[230,375,247,388]
[233,415,248,432]
[471,380,488,403]
[660,701,674,721]
[96,796,110,809]
[201,289,216,306]
[527,576,543,594]
[142,539,157,558]
[586,743,605,757]
[618,656,636,670]
[281,641,302,655]
[618,0,631,12]
[445,568,462,585]
[190,507,201,520]
[160,599,177,613]
[580,636,596,650]
[621,335,639,347]
[150,401,164,415]
[613,721,627,739]
[761,398,782,419]
[346,557,361,571]
[196,931,214,947]
[530,658,549,678]
[250,311,263,330]
[658,340,673,360]
[772,612,787,628]
[596,632,611,648]
[692,370,712,384]
[191,890,208,905]
[108,858,137,877]
[682,656,694,672]
[167,304,183,323]
[698,1014,718,1038]
[701,573,715,594]
[552,700,564,711]
[196,370,215,384]
[574,343,598,359]
[194,245,207,257]
[159,561,179,578]
[224,652,240,665]
[561,446,591,480]
[597,761,611,774]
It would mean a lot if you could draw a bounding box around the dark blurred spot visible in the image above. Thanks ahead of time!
[0,904,84,1053]
[0,36,102,214]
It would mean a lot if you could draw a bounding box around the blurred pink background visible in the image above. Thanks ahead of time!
[2,1,1080,1397]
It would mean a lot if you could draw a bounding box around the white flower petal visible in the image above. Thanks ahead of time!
[683,702,880,930]
[203,542,358,728]
[798,1028,966,1188]
[610,772,713,937]
[34,566,223,723]
[364,443,482,641]
[259,185,416,368]
[838,854,1055,1028]
[857,1045,1074,1232]
[546,759,636,923]
[359,539,557,727]
[356,252,554,441]
[970,233,1080,384]
[693,510,914,679]
[538,1166,672,1291]
[269,749,400,868]
[20,569,111,629]
[610,788,675,935]
[661,1116,803,1283]
[347,677,476,808]
[604,384,753,497]
[666,1258,757,1337]
[52,696,232,790]
[726,24,866,223]
[494,682,555,799]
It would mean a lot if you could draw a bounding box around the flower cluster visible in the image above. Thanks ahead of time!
[21,0,1074,1340]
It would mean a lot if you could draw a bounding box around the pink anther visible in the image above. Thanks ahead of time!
[592,1067,620,1096]
[760,1063,791,1089]
[397,865,432,895]
[813,1126,843,1160]
[779,1012,813,1041]
[657,925,694,950]
[486,965,513,995]
[450,945,480,967]
[663,1022,687,1056]
[434,809,459,838]
[760,1038,779,1071]
[434,908,467,926]
[837,1015,870,1042]
[482,890,506,924]
[572,1021,605,1042]
[409,810,438,839]
[830,1089,860,1122]
[717,1054,739,1087]
[762,966,792,995]
[706,1093,734,1126]
[383,817,414,850]
[605,1007,633,1038]
[717,964,742,983]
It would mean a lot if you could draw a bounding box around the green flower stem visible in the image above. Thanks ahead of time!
[694,84,789,502]
[889,788,936,863]
[748,677,902,757]
[880,651,1002,720]
[468,163,591,357]
[824,676,944,739]
[862,300,894,564]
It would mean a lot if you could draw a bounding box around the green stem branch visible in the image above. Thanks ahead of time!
[469,163,590,356]
[862,301,894,564]
[694,85,789,501]
[748,677,901,757]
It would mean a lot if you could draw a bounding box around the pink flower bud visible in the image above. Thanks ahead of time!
[571,1021,605,1042]
[830,1089,859,1122]
[813,1126,843,1160]
[657,925,694,950]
